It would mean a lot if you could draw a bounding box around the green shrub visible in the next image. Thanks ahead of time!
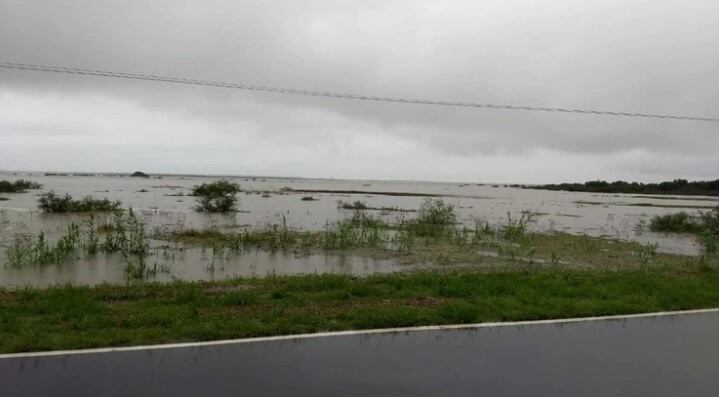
[38,192,121,212]
[0,179,43,193]
[649,212,702,233]
[192,180,241,212]
[407,199,456,237]
[650,207,719,254]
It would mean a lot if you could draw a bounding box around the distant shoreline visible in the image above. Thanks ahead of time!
[528,179,719,197]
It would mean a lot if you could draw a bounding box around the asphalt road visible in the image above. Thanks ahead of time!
[2,310,719,396]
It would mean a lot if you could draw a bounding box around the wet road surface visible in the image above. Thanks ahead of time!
[2,310,719,396]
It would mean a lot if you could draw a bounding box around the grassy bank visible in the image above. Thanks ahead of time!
[2,265,719,353]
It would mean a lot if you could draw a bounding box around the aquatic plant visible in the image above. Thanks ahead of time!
[192,180,240,212]
[500,212,533,243]
[0,179,43,193]
[38,192,121,212]
[4,224,82,267]
[4,210,151,272]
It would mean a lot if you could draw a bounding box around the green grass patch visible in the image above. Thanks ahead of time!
[2,265,719,353]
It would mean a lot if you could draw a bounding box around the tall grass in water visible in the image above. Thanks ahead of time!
[4,210,155,279]
[168,199,542,257]
[404,199,457,237]
[5,224,81,266]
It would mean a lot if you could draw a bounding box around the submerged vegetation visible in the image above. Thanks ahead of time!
[338,200,416,213]
[0,179,43,193]
[38,192,122,212]
[3,264,719,353]
[532,179,719,196]
[650,207,719,254]
[192,180,241,212]
[166,198,694,270]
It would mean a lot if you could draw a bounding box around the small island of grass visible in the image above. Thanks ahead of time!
[130,171,150,178]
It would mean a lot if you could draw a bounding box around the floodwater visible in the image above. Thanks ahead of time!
[2,310,718,396]
[0,172,713,286]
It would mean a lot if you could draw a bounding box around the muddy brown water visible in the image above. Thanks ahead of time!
[0,172,710,287]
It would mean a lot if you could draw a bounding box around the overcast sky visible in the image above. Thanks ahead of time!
[1,0,717,183]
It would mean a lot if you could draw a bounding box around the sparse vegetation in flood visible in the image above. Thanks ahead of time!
[404,198,457,237]
[4,210,158,278]
[192,180,241,212]
[0,179,43,193]
[38,192,121,212]
[164,196,676,269]
[338,200,416,212]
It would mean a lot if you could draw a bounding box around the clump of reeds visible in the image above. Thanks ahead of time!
[38,192,121,212]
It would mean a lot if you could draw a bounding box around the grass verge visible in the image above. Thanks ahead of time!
[2,265,719,353]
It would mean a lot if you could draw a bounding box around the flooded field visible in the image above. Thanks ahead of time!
[0,171,713,287]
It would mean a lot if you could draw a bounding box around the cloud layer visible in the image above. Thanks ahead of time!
[1,0,718,182]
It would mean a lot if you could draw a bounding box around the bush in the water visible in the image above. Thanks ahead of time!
[406,199,457,237]
[192,180,241,212]
[0,179,43,193]
[650,207,719,254]
[38,192,121,212]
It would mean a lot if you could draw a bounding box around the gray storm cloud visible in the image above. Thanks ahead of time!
[1,0,718,182]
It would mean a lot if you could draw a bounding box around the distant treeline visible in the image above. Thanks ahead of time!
[530,179,719,196]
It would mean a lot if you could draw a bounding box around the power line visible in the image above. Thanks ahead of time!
[1,61,717,122]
